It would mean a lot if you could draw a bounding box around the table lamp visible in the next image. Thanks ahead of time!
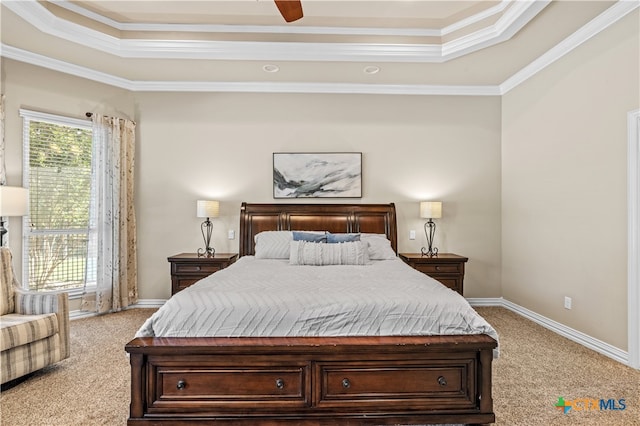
[0,186,29,247]
[196,200,219,257]
[420,201,442,257]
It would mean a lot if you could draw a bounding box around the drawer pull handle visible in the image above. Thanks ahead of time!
[437,376,447,386]
[342,378,351,389]
[176,380,186,390]
[435,266,441,271]
[275,378,285,389]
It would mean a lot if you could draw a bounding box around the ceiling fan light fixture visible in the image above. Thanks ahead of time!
[263,64,280,73]
[363,66,380,75]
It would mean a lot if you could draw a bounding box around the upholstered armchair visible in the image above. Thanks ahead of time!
[0,247,70,384]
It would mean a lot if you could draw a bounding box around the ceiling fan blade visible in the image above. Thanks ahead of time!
[274,0,303,22]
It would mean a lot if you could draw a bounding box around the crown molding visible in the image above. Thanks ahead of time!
[134,80,501,96]
[440,1,510,36]
[1,45,136,90]
[500,0,639,94]
[0,44,499,96]
[118,40,443,62]
[49,0,444,37]
[4,0,546,63]
[1,1,634,96]
[443,0,550,61]
[51,0,510,38]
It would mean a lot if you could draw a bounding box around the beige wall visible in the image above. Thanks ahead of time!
[501,10,639,350]
[1,59,136,308]
[1,60,503,303]
[2,9,636,352]
[135,92,502,299]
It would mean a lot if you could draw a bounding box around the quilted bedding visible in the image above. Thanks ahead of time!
[136,256,498,350]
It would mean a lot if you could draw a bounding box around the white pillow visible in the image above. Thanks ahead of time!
[360,233,397,260]
[290,240,370,265]
[254,231,293,259]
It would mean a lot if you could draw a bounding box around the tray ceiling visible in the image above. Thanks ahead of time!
[0,0,635,94]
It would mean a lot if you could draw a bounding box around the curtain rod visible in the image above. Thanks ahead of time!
[84,112,135,125]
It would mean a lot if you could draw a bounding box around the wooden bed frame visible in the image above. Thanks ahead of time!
[126,202,497,425]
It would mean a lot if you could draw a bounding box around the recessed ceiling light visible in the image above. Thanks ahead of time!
[263,64,280,73]
[363,66,380,75]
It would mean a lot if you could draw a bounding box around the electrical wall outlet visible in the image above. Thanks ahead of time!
[409,230,416,240]
[228,230,235,240]
[564,296,572,310]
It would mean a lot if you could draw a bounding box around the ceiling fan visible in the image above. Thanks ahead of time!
[274,0,303,22]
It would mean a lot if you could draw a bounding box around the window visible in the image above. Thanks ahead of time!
[21,110,96,294]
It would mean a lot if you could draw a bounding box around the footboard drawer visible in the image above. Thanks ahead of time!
[127,335,497,424]
[146,358,311,411]
[316,359,477,410]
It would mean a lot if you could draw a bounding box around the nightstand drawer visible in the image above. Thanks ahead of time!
[168,253,238,295]
[172,262,223,275]
[432,277,460,291]
[174,277,203,292]
[398,253,468,296]
[413,263,461,274]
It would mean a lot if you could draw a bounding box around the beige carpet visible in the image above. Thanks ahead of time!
[1,307,639,425]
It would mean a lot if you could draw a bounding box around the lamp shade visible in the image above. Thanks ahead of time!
[420,201,442,219]
[0,186,29,217]
[196,200,220,218]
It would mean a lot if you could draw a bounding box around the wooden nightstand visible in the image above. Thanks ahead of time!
[168,253,238,295]
[398,253,468,296]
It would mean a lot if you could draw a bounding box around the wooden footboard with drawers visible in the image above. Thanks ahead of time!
[125,203,497,425]
[126,334,496,425]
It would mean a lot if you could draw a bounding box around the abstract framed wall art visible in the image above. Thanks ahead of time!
[273,152,362,198]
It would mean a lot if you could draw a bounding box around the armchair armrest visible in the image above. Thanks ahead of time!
[14,288,70,358]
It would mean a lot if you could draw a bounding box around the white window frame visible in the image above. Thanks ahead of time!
[20,109,96,298]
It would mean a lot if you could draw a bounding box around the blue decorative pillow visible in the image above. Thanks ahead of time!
[326,232,361,243]
[292,231,327,243]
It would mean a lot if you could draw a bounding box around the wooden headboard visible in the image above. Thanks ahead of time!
[239,202,397,257]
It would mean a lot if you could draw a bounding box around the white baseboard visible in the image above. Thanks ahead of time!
[129,299,166,308]
[465,297,504,306]
[71,297,630,367]
[69,299,167,320]
[69,310,99,320]
[467,297,629,366]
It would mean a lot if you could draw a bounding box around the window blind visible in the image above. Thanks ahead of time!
[20,109,96,292]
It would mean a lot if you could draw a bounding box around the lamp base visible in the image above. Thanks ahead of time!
[197,247,216,257]
[420,247,438,257]
[421,219,438,257]
[198,218,215,257]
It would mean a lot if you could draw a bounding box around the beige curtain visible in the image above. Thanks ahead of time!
[1,94,5,186]
[81,115,137,313]
[1,95,6,248]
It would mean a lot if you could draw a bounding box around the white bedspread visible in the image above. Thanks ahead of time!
[136,256,498,348]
